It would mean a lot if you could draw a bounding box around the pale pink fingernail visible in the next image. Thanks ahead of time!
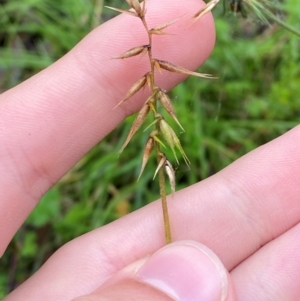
[136,241,228,301]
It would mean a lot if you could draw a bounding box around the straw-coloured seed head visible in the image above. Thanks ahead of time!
[105,6,138,17]
[119,104,150,154]
[153,59,162,74]
[158,91,184,131]
[145,72,153,89]
[153,152,166,180]
[165,160,176,196]
[154,59,215,79]
[193,0,220,21]
[126,0,144,17]
[114,74,148,109]
[138,137,154,181]
[112,45,149,60]
[149,16,181,35]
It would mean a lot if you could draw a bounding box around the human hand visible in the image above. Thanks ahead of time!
[1,0,300,300]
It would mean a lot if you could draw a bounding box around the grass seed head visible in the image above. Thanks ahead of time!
[105,6,138,17]
[193,0,220,21]
[149,16,182,35]
[138,136,154,181]
[153,59,163,74]
[159,119,190,166]
[165,160,176,196]
[158,91,184,131]
[119,103,150,154]
[145,71,153,88]
[154,59,216,79]
[126,0,144,18]
[114,74,148,109]
[112,45,149,59]
[159,119,179,164]
[153,152,166,180]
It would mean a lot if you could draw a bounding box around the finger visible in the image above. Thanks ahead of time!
[5,127,300,300]
[0,0,215,255]
[73,241,236,301]
[231,223,300,300]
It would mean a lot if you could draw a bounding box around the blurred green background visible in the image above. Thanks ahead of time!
[0,0,299,297]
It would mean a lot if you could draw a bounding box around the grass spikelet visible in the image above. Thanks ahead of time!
[119,104,150,154]
[153,152,166,180]
[105,6,138,17]
[138,137,154,181]
[126,0,144,17]
[153,59,162,74]
[159,119,190,166]
[193,0,220,21]
[154,59,216,79]
[112,45,149,59]
[165,160,176,196]
[149,16,182,35]
[158,90,184,131]
[113,74,148,109]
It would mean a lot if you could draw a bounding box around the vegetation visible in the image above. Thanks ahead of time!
[0,0,299,297]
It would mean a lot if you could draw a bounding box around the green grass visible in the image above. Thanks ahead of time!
[0,0,299,297]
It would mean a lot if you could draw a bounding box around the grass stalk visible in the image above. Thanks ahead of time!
[140,13,172,244]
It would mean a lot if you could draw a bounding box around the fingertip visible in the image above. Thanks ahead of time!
[134,241,229,301]
[73,241,236,301]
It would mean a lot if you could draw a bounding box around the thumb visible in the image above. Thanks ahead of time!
[72,241,236,301]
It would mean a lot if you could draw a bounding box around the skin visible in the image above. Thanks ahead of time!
[1,0,300,300]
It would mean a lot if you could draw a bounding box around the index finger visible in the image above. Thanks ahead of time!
[0,0,215,255]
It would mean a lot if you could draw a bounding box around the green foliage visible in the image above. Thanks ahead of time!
[0,0,299,296]
[0,0,106,88]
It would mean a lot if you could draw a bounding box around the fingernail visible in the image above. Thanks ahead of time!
[136,241,228,301]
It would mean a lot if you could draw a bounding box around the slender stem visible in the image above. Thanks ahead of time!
[159,168,172,244]
[141,15,172,244]
[141,17,154,89]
